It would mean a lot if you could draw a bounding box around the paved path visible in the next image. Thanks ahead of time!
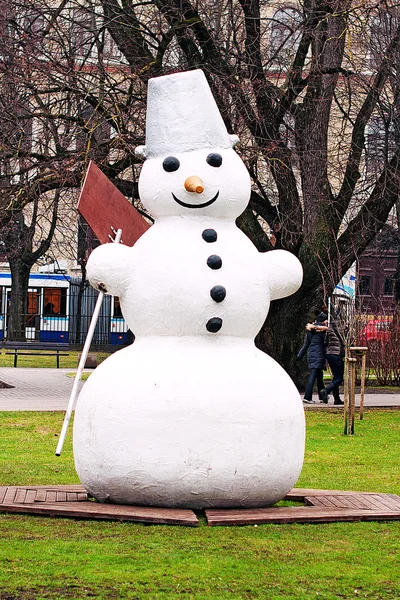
[0,368,85,411]
[305,392,400,409]
[0,367,398,410]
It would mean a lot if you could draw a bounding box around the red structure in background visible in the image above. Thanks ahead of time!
[359,318,392,346]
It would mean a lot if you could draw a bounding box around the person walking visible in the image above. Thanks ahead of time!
[319,321,345,405]
[296,312,327,404]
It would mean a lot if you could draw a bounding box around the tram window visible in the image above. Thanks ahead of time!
[26,290,40,327]
[113,297,123,317]
[44,288,67,316]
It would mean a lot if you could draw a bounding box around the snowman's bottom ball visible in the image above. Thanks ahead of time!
[73,338,305,509]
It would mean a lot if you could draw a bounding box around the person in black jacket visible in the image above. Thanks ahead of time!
[319,321,345,405]
[297,312,327,404]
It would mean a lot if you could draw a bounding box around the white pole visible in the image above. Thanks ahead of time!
[55,228,122,456]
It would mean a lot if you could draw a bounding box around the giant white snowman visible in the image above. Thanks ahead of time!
[73,70,305,509]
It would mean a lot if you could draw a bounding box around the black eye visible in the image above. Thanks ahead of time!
[163,156,180,172]
[206,153,223,168]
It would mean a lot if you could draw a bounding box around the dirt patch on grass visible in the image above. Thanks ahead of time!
[358,385,400,394]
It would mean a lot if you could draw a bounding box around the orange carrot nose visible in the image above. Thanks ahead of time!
[184,176,204,194]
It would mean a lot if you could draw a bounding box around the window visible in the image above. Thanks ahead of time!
[384,277,394,296]
[22,8,45,36]
[359,275,371,295]
[113,297,123,318]
[369,9,399,69]
[365,9,399,177]
[72,8,94,58]
[26,290,40,327]
[43,288,67,316]
[365,114,396,178]
[269,7,303,67]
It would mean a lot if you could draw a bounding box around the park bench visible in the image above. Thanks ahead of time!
[4,341,70,368]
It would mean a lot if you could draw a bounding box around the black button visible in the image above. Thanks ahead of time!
[202,229,217,242]
[207,255,222,270]
[210,285,226,303]
[206,317,223,333]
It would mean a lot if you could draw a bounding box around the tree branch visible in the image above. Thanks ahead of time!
[338,146,400,274]
[336,22,400,219]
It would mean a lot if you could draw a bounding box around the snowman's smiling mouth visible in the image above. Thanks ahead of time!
[171,191,219,209]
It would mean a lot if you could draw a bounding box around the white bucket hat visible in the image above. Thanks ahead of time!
[135,69,239,158]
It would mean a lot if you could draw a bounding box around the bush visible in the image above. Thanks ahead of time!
[367,323,400,385]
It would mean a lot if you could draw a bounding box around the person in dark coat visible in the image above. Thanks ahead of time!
[319,321,345,405]
[297,312,327,403]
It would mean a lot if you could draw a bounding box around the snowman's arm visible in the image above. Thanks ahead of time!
[263,249,303,301]
[87,243,133,297]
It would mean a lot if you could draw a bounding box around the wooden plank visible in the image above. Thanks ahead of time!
[347,494,387,510]
[3,487,17,504]
[0,487,8,504]
[306,496,338,508]
[77,492,88,502]
[368,494,400,511]
[46,491,57,503]
[330,495,362,509]
[0,501,199,526]
[286,488,377,500]
[25,485,87,492]
[347,494,388,511]
[334,495,371,510]
[35,489,47,502]
[67,492,78,502]
[306,495,384,510]
[350,494,381,510]
[205,506,400,526]
[14,488,27,503]
[56,491,67,502]
[78,161,150,247]
[24,490,37,504]
[327,496,355,509]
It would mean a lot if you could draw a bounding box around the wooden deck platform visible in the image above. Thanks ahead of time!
[0,485,399,526]
[0,485,199,527]
[206,488,400,526]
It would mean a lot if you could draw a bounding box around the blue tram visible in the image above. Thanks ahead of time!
[0,272,130,345]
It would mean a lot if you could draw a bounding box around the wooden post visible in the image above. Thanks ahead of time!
[343,351,349,435]
[360,351,367,420]
[348,358,357,435]
[350,347,368,421]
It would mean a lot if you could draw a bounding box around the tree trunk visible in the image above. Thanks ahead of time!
[256,295,312,390]
[256,248,326,388]
[8,261,30,341]
[75,277,88,345]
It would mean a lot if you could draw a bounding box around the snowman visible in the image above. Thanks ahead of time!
[73,70,305,509]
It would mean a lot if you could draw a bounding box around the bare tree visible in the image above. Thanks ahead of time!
[0,0,144,340]
[0,191,60,340]
[98,0,400,377]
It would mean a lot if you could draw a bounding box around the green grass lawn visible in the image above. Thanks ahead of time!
[0,351,110,370]
[0,410,399,599]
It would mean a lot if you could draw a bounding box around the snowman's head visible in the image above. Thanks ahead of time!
[136,69,251,220]
[138,147,251,220]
